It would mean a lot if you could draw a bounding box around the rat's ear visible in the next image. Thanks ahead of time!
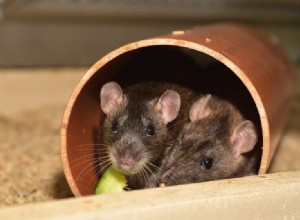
[155,90,181,124]
[230,120,257,158]
[189,94,212,122]
[100,81,124,114]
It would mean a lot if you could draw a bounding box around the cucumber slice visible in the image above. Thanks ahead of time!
[95,166,127,195]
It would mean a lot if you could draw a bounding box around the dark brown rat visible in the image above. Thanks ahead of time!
[98,81,196,189]
[147,94,259,187]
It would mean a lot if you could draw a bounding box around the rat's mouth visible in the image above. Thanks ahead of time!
[109,153,148,175]
[111,163,144,175]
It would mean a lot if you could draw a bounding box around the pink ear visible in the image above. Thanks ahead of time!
[189,94,212,122]
[156,90,181,124]
[230,120,257,158]
[100,81,124,114]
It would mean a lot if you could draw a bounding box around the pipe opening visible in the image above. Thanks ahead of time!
[66,45,262,196]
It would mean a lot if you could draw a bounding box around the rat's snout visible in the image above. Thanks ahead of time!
[119,154,135,168]
[109,133,148,174]
[110,148,138,173]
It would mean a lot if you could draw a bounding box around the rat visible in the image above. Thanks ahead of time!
[98,81,196,189]
[145,94,259,187]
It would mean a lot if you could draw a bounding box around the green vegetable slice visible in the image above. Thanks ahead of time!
[95,166,127,195]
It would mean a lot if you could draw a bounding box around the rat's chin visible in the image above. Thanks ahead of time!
[110,158,146,175]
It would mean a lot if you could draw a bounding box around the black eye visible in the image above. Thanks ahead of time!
[111,120,119,132]
[146,124,155,136]
[201,158,213,170]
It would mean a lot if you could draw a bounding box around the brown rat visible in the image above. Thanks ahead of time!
[98,81,196,189]
[147,94,259,187]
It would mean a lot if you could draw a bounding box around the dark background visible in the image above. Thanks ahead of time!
[0,0,299,67]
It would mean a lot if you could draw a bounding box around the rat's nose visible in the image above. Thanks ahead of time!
[119,155,135,167]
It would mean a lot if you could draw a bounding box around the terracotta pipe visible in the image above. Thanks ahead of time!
[60,23,294,196]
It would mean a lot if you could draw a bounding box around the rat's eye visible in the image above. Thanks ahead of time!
[111,120,120,132]
[146,124,155,136]
[200,158,213,170]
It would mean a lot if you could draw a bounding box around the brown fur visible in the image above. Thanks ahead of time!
[99,81,196,189]
[146,95,259,187]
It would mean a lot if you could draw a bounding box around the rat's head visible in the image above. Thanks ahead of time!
[158,95,258,186]
[99,81,181,175]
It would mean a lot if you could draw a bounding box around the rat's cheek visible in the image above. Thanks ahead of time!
[107,148,118,166]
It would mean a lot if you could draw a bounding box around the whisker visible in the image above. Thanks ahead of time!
[74,158,111,184]
[89,161,112,188]
[69,157,99,169]
[69,152,109,162]
[69,143,111,150]
[97,155,111,160]
[71,148,108,153]
[38,149,107,164]
[95,160,112,180]
[147,162,159,172]
[140,167,149,186]
[76,166,99,188]
[98,161,112,174]
[70,152,109,161]
[74,159,99,183]
[95,158,112,169]
[70,156,110,168]
[148,162,179,185]
[145,163,159,186]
